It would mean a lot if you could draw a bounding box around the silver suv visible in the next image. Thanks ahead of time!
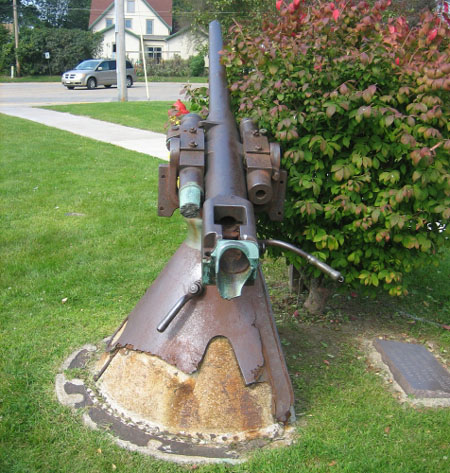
[62,59,136,90]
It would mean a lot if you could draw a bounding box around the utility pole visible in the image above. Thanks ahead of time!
[12,0,21,77]
[115,0,127,102]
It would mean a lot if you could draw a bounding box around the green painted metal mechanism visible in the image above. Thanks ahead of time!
[202,240,259,300]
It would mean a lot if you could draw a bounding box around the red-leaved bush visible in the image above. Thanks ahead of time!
[188,0,449,309]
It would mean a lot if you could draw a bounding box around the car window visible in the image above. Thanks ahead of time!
[109,61,116,70]
[98,61,110,71]
[126,61,132,69]
[75,60,100,70]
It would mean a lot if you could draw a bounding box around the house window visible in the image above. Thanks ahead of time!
[147,47,162,63]
[125,18,132,29]
[126,1,135,13]
[106,18,113,28]
[146,19,153,35]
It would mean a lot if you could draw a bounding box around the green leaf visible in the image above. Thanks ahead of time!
[371,273,379,287]
[326,105,336,118]
[372,209,380,223]
[309,135,323,149]
[385,115,395,127]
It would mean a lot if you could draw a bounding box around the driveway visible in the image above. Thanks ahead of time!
[0,81,200,107]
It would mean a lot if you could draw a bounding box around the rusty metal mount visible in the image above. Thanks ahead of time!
[240,118,286,220]
[109,240,294,423]
[159,114,206,218]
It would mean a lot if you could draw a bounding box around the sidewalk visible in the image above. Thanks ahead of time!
[0,106,169,161]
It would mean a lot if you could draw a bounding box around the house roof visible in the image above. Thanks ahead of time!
[166,26,208,41]
[89,0,172,29]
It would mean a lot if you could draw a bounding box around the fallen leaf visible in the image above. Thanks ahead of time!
[61,297,68,304]
[97,448,102,454]
[293,310,299,317]
[442,325,450,331]
[384,426,391,434]
[329,460,337,466]
[323,359,330,366]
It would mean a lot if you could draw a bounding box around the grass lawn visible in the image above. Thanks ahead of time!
[0,75,62,82]
[1,112,449,473]
[44,101,174,134]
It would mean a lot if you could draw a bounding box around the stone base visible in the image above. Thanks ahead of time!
[55,341,296,464]
[96,337,275,437]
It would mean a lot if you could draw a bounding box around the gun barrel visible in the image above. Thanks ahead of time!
[205,20,247,201]
[201,21,259,299]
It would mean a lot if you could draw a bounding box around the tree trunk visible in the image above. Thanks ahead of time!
[288,264,306,293]
[303,277,331,315]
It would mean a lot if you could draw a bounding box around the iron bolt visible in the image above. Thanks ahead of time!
[255,145,262,151]
[189,140,198,148]
[189,127,197,133]
[252,130,260,136]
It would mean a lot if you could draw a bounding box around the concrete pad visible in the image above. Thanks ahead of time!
[0,106,169,161]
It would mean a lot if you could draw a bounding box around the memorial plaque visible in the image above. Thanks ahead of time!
[373,339,450,398]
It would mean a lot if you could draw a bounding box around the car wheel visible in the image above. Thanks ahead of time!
[66,86,74,90]
[126,76,133,88]
[104,84,112,88]
[87,77,96,90]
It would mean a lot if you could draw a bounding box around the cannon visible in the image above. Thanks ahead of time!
[92,20,343,460]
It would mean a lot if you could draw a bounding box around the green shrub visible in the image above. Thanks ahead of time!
[189,54,205,76]
[14,27,102,75]
[141,55,190,78]
[188,0,449,301]
[0,25,13,73]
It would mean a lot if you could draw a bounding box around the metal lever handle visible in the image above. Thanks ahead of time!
[157,281,203,332]
[259,239,344,283]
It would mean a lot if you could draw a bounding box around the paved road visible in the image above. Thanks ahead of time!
[0,81,199,107]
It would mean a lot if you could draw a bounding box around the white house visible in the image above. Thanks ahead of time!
[89,0,206,63]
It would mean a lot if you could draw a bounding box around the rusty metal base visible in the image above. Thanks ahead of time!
[108,238,295,424]
[55,342,296,464]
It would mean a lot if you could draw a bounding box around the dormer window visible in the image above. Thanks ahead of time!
[127,1,135,13]
[146,19,154,35]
